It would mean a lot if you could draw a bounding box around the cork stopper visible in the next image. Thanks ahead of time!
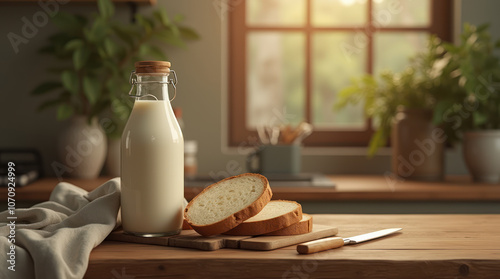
[134,61,171,74]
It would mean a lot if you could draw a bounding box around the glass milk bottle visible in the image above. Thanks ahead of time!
[121,61,184,237]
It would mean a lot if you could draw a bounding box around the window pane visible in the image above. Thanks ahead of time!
[312,32,366,129]
[312,0,367,27]
[373,0,430,27]
[374,32,427,74]
[247,32,305,128]
[246,0,306,27]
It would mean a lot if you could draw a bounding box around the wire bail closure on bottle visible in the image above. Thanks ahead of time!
[128,70,178,101]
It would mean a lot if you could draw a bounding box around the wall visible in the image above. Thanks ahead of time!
[461,0,500,37]
[0,2,130,176]
[1,0,499,178]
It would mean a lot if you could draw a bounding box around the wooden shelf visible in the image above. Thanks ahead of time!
[0,0,155,4]
[5,175,500,203]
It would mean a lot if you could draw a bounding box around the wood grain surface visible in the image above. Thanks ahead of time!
[86,214,500,279]
[106,225,338,251]
[238,225,338,251]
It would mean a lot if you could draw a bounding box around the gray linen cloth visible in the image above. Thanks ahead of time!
[0,178,121,279]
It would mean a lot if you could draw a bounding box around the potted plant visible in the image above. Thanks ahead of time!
[433,23,500,183]
[32,0,198,178]
[335,35,456,181]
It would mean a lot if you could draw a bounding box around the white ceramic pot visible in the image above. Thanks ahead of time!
[463,130,500,183]
[55,116,107,179]
[105,138,120,177]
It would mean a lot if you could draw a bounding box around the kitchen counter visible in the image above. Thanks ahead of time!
[85,214,500,278]
[5,176,500,214]
[5,175,500,202]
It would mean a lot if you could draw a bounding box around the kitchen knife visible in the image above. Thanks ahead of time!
[297,228,402,254]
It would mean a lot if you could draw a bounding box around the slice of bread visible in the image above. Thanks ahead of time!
[223,200,302,236]
[184,173,272,236]
[264,213,312,236]
[182,219,193,230]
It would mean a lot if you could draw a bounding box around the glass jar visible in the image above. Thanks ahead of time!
[184,140,198,179]
[121,61,184,237]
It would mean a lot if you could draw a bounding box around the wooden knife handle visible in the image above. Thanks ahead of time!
[297,237,345,254]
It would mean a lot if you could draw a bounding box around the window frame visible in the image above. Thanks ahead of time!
[228,0,453,147]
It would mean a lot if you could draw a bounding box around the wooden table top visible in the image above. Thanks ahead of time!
[6,175,500,202]
[85,214,500,279]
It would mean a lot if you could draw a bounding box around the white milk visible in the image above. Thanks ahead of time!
[121,100,184,236]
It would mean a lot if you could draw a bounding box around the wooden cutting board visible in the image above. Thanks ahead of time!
[107,224,338,251]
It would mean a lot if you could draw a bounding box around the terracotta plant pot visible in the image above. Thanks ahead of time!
[391,108,446,181]
[54,116,107,179]
[463,130,500,183]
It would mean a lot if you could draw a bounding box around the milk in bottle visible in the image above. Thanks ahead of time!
[121,61,184,237]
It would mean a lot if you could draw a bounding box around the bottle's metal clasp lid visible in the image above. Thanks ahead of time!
[128,70,178,101]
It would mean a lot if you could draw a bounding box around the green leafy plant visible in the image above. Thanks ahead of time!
[335,35,455,155]
[32,0,198,137]
[433,23,500,138]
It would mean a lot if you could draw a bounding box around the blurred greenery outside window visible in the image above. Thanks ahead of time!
[228,0,453,147]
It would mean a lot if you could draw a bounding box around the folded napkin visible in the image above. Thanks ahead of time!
[0,178,121,279]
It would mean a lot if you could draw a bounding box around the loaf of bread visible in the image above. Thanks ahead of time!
[223,200,302,236]
[264,213,312,236]
[184,173,272,236]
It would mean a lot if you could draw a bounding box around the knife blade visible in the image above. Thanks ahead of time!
[297,228,402,254]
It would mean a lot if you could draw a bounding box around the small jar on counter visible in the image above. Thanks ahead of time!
[184,140,198,179]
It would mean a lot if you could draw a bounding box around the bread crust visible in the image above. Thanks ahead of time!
[223,200,303,236]
[264,213,312,236]
[182,219,193,230]
[184,173,272,236]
